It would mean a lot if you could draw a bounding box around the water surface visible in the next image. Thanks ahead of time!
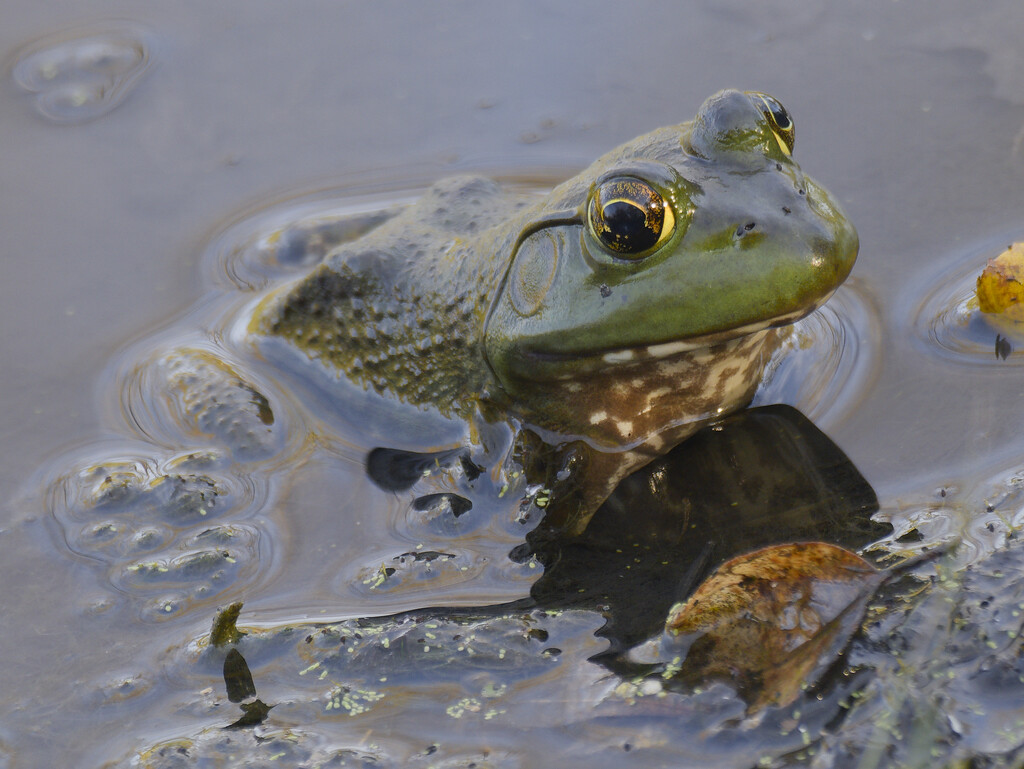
[3,2,1024,766]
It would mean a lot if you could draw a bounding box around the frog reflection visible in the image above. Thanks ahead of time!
[202,407,890,745]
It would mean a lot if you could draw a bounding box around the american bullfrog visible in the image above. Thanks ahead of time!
[248,89,857,529]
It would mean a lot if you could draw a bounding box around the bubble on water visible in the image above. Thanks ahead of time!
[48,446,268,619]
[139,594,186,622]
[60,452,247,531]
[127,525,174,555]
[111,524,263,621]
[112,728,388,768]
[119,547,244,590]
[347,547,489,600]
[87,672,153,707]
[11,23,153,124]
[83,519,128,546]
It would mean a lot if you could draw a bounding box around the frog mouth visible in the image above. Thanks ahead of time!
[524,301,820,375]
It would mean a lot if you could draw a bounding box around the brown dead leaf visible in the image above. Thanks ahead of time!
[664,542,883,712]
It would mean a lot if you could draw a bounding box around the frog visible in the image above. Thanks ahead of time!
[247,89,858,532]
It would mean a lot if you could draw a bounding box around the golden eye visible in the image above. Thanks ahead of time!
[750,92,795,155]
[587,178,675,258]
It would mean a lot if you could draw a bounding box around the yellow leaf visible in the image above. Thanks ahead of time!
[977,242,1024,321]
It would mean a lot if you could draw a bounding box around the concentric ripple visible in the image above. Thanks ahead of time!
[755,278,882,428]
[11,23,153,124]
[912,238,1024,366]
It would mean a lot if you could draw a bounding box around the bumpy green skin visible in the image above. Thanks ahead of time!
[252,90,857,448]
[252,176,525,410]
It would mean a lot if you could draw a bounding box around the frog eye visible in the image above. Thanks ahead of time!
[587,178,676,258]
[750,93,795,155]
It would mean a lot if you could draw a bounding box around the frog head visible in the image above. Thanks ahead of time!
[483,89,857,439]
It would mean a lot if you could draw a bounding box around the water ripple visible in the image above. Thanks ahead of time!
[755,278,882,428]
[911,238,1024,366]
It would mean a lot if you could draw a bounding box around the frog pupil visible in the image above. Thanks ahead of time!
[601,200,659,253]
[755,94,790,129]
[751,93,795,151]
[769,104,791,129]
[590,179,669,257]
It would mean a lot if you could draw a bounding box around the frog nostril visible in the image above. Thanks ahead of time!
[735,222,757,238]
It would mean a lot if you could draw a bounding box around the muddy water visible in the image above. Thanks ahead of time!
[3,1,1024,767]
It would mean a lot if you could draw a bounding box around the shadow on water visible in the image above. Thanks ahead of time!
[212,404,885,731]
[526,404,884,652]
[365,446,476,493]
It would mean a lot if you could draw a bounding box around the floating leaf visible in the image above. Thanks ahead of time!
[977,243,1024,322]
[664,542,884,711]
